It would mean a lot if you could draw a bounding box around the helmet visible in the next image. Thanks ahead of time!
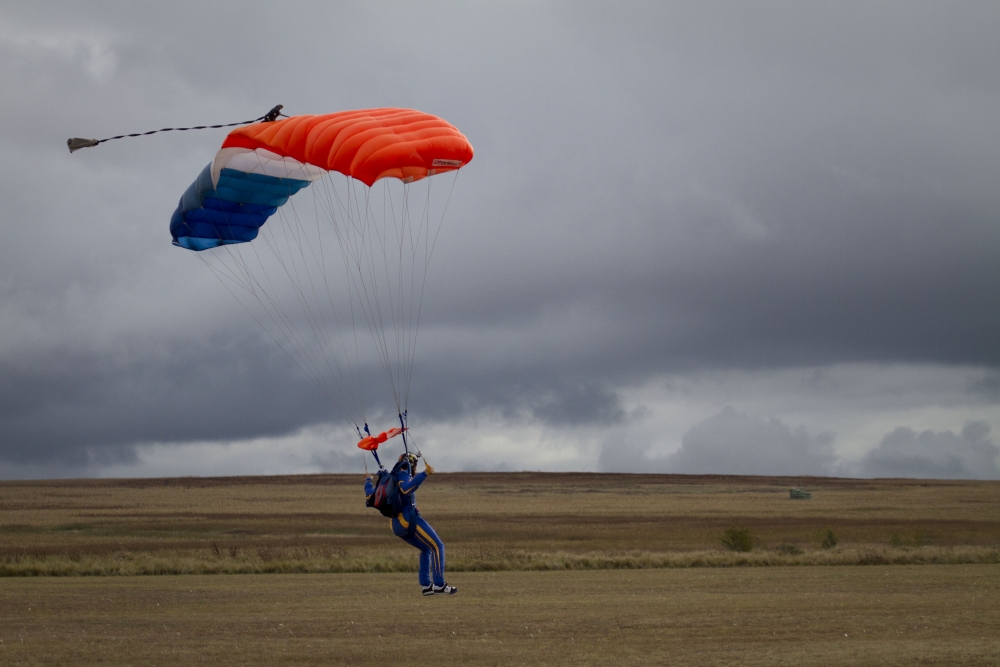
[398,452,417,471]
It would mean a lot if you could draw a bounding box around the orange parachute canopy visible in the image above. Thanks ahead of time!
[221,108,474,186]
[357,427,407,451]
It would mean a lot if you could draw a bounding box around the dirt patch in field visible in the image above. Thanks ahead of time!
[0,566,997,666]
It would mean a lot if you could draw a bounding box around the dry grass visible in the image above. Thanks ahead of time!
[2,544,997,578]
[1,473,999,576]
[1,566,998,666]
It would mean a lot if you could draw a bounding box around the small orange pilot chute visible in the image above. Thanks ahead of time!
[357,427,407,451]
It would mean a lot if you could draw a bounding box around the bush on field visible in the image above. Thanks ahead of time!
[775,543,803,555]
[721,527,754,552]
[821,529,838,549]
[889,530,930,548]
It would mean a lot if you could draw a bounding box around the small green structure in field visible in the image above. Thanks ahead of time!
[789,488,812,499]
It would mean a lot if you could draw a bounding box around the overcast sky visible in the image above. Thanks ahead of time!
[1,1,998,480]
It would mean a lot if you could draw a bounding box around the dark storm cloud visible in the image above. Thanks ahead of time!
[0,336,332,464]
[1,1,999,475]
[854,421,1000,480]
[410,364,627,427]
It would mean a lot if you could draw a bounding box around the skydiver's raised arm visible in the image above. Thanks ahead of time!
[398,470,426,495]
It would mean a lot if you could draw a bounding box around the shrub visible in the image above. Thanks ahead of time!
[775,544,803,555]
[857,549,888,565]
[821,529,838,549]
[890,531,929,548]
[721,527,754,552]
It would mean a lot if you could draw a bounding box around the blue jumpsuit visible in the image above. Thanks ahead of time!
[365,467,446,587]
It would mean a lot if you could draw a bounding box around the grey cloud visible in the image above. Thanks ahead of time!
[854,421,1000,480]
[310,448,367,475]
[667,407,836,476]
[597,436,658,474]
[526,381,626,426]
[599,407,836,476]
[968,371,1000,402]
[458,459,517,473]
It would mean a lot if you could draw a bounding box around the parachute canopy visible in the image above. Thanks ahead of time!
[167,107,472,444]
[171,108,473,251]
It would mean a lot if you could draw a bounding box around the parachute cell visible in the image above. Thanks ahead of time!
[170,161,316,250]
[222,108,473,185]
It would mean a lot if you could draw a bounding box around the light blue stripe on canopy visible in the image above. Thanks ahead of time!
[170,164,313,251]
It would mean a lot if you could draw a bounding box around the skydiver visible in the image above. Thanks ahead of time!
[365,452,456,596]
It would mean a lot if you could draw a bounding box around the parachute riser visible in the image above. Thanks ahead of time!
[357,423,385,470]
[396,411,428,469]
[399,411,409,455]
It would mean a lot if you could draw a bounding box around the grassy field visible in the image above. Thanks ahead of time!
[2,566,998,666]
[1,473,998,665]
[1,473,998,575]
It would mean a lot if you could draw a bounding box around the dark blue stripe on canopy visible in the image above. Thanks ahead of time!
[170,164,313,251]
